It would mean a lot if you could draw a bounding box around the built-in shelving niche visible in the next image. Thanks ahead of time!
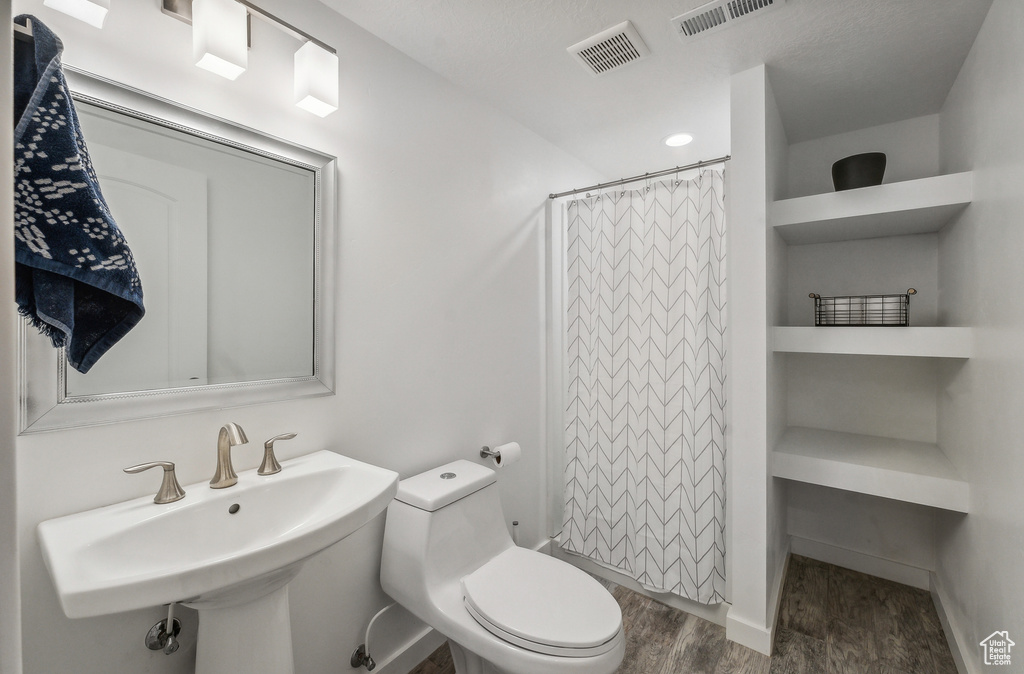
[773,326,973,358]
[770,172,973,244]
[772,427,968,513]
[769,173,973,512]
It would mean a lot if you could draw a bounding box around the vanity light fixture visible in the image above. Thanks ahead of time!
[163,0,339,116]
[192,0,249,80]
[42,0,110,28]
[294,41,339,117]
[664,133,694,147]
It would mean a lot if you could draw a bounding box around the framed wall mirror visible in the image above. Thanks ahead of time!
[19,68,337,433]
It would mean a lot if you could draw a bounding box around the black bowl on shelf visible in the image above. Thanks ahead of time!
[831,152,886,191]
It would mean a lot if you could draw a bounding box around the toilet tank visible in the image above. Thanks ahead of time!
[394,460,497,512]
[381,461,514,601]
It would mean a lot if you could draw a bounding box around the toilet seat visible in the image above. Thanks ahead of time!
[460,547,622,658]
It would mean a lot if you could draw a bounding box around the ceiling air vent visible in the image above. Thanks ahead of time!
[672,0,786,41]
[568,21,651,76]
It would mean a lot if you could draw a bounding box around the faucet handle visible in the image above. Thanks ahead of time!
[124,461,186,504]
[259,433,297,476]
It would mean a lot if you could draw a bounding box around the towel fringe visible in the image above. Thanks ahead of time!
[16,304,67,349]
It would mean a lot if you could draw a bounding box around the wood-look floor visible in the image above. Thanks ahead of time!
[406,555,957,674]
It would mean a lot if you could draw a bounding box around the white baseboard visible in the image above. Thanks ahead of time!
[789,536,930,590]
[726,611,773,655]
[764,539,792,654]
[532,537,554,555]
[930,573,974,674]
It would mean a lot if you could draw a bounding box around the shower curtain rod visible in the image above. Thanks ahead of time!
[548,154,731,200]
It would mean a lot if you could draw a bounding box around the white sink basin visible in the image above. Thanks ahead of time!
[38,450,398,620]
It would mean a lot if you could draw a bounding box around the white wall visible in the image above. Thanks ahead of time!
[764,75,790,635]
[936,0,1024,669]
[785,354,938,444]
[784,235,939,328]
[2,5,24,674]
[725,64,772,654]
[727,64,794,654]
[786,115,940,199]
[786,484,937,573]
[11,2,596,672]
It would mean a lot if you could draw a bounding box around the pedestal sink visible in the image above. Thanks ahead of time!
[38,450,399,674]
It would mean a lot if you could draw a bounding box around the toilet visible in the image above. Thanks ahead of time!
[381,460,625,674]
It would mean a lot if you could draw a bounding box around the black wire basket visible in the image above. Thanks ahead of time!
[809,289,917,327]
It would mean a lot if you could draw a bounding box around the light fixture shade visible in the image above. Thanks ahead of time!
[294,42,339,117]
[193,0,248,81]
[43,0,110,28]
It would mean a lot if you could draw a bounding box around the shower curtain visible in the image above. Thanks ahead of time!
[562,169,726,604]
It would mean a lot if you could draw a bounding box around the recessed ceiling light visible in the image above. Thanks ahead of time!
[664,133,694,147]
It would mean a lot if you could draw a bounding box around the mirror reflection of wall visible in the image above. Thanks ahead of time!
[63,101,316,397]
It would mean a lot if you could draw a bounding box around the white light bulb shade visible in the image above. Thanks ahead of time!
[43,0,110,28]
[294,42,339,117]
[193,0,248,81]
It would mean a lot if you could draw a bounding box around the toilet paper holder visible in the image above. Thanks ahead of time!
[479,442,522,468]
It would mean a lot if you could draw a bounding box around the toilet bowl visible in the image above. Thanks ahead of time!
[381,460,625,674]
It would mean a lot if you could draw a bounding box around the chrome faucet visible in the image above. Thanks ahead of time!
[259,432,297,475]
[124,461,186,504]
[210,422,249,489]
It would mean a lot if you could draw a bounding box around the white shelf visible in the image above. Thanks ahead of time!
[772,427,969,512]
[770,172,973,244]
[773,326,973,358]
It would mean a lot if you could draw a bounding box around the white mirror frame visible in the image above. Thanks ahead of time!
[19,68,337,433]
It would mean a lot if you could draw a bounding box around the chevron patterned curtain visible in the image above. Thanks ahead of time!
[562,169,726,604]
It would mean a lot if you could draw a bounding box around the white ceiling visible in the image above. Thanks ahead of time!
[318,0,992,179]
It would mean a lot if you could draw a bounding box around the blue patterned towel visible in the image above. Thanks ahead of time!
[14,15,144,374]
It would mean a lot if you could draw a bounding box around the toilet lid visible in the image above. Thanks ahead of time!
[461,547,621,656]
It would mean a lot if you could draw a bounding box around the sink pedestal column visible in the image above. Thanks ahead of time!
[192,584,294,674]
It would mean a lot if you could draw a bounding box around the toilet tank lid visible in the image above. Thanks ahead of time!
[395,460,497,511]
